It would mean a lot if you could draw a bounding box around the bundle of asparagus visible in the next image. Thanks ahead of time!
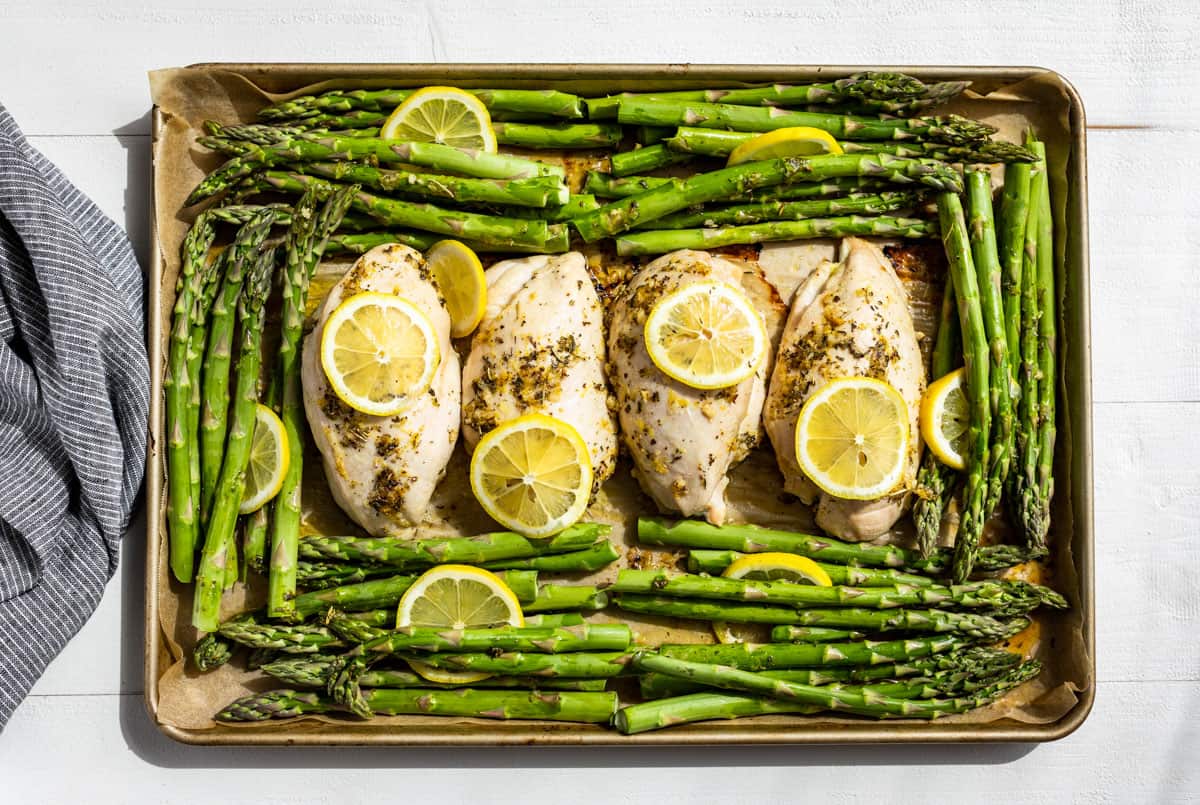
[165,72,1062,734]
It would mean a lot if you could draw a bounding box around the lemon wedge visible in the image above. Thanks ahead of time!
[426,240,487,338]
[920,367,970,470]
[726,127,843,166]
[381,86,497,152]
[319,292,440,417]
[397,564,524,684]
[469,414,593,538]
[712,552,832,644]
[794,377,910,500]
[644,281,766,390]
[238,403,289,514]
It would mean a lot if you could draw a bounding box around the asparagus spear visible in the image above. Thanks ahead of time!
[399,650,631,678]
[192,242,277,632]
[260,88,585,121]
[185,247,229,516]
[197,214,275,523]
[587,74,967,119]
[323,227,570,257]
[267,188,355,619]
[665,127,1035,163]
[638,647,1022,698]
[629,652,1040,722]
[219,687,617,724]
[616,692,822,732]
[658,634,966,670]
[609,570,1063,614]
[615,216,936,257]
[583,171,886,200]
[279,162,569,207]
[523,585,609,613]
[638,191,925,229]
[240,170,553,251]
[186,135,563,205]
[684,550,935,587]
[572,155,959,241]
[480,541,621,573]
[1013,142,1045,543]
[768,627,870,643]
[297,562,391,589]
[192,632,235,672]
[217,620,347,654]
[338,622,632,658]
[297,523,607,567]
[938,191,992,583]
[997,161,1033,388]
[966,169,1016,519]
[1031,140,1057,547]
[260,655,607,690]
[617,99,996,145]
[612,594,823,624]
[492,121,623,149]
[165,214,216,582]
[609,144,694,177]
[912,277,962,556]
[638,517,1047,575]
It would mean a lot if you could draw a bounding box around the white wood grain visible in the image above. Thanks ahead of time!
[2,0,1200,135]
[2,0,1199,800]
[2,683,1197,804]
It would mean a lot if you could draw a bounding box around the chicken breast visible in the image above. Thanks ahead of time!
[763,237,925,541]
[607,249,768,524]
[461,252,617,489]
[302,243,460,535]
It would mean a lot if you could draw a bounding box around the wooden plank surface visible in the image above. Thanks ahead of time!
[1,0,1197,801]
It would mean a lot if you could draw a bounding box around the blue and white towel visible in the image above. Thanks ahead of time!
[0,102,147,728]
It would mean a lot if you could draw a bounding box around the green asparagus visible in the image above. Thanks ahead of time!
[186,134,563,205]
[609,144,694,177]
[260,88,585,121]
[938,192,991,583]
[261,655,607,690]
[617,98,995,145]
[165,214,216,582]
[523,585,609,613]
[1032,140,1057,547]
[966,169,1016,519]
[268,188,355,619]
[219,687,617,723]
[997,161,1033,389]
[572,154,958,241]
[492,121,623,149]
[638,191,925,229]
[481,541,621,573]
[912,277,962,556]
[297,523,607,567]
[218,620,347,654]
[192,242,277,632]
[639,517,1047,576]
[628,652,1040,723]
[615,216,936,256]
[768,627,870,643]
[684,550,935,587]
[609,569,1064,614]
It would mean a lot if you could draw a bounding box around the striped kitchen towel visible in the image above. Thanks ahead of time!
[0,102,147,728]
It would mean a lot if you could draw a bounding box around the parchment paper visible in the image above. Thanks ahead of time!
[148,66,1090,734]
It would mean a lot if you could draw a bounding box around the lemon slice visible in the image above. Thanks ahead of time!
[644,281,767,390]
[380,86,497,152]
[727,127,844,166]
[469,414,593,538]
[426,240,486,338]
[795,377,910,500]
[712,552,832,643]
[238,403,289,515]
[320,291,440,417]
[397,564,524,685]
[920,367,969,470]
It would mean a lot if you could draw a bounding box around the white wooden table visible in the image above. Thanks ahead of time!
[1,1,1197,801]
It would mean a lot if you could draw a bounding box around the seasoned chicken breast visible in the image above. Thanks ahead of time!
[607,249,768,524]
[461,252,618,488]
[301,244,460,535]
[763,237,925,541]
